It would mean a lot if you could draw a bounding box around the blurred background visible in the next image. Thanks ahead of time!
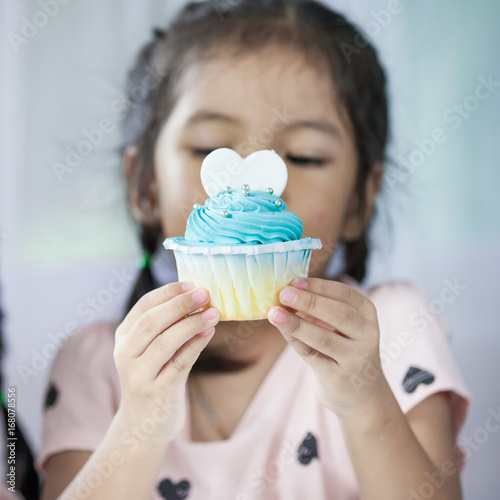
[1,0,499,498]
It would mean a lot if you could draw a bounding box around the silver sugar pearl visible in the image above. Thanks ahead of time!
[266,187,274,194]
[225,186,233,194]
[274,199,283,207]
[220,210,229,218]
[241,183,250,195]
[193,203,202,210]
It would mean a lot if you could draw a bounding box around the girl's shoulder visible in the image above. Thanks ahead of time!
[338,274,449,338]
[339,274,434,308]
[53,320,118,367]
[37,321,122,476]
[338,275,470,419]
[338,274,427,298]
[43,320,121,414]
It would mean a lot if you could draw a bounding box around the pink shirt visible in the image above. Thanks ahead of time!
[35,276,470,499]
[0,486,24,500]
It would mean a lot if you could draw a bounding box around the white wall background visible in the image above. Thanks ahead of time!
[1,0,499,498]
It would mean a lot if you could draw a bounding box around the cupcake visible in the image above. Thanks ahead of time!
[163,148,322,320]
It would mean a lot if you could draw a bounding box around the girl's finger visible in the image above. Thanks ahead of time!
[140,309,220,380]
[124,287,211,356]
[291,278,376,318]
[278,287,367,338]
[156,326,217,384]
[268,306,349,362]
[295,310,337,332]
[116,281,196,337]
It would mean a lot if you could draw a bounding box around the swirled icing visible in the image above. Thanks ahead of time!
[184,190,303,244]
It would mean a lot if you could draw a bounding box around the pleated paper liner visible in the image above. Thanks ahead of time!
[163,237,323,321]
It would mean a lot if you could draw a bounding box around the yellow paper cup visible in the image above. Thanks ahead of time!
[163,238,322,320]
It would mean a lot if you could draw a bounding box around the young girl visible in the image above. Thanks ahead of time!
[36,1,470,499]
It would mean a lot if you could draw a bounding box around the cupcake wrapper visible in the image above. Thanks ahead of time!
[163,237,322,255]
[165,238,322,321]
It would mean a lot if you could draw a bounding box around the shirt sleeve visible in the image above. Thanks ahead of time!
[34,322,120,479]
[0,485,25,500]
[369,281,471,469]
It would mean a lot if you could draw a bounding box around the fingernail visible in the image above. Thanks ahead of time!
[193,289,208,304]
[199,327,215,337]
[280,287,297,304]
[271,307,287,324]
[182,281,196,291]
[292,278,307,290]
[202,308,217,320]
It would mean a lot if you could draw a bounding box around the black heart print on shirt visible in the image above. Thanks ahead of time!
[297,431,319,465]
[402,366,435,393]
[157,478,191,500]
[44,382,59,409]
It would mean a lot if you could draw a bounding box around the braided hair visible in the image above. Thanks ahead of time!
[0,290,41,498]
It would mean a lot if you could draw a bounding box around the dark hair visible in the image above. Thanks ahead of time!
[120,0,389,373]
[0,292,41,498]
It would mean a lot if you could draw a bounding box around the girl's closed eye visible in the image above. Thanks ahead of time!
[286,154,326,167]
[192,149,328,167]
[191,147,225,158]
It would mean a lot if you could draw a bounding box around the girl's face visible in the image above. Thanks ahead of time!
[152,47,380,278]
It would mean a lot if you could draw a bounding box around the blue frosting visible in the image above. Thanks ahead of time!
[184,190,303,244]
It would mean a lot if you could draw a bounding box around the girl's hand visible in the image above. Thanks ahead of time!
[113,281,220,444]
[268,277,386,417]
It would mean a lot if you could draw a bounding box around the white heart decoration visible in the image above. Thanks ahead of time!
[200,148,288,197]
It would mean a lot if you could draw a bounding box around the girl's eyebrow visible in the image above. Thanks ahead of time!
[185,110,240,127]
[184,110,340,138]
[284,120,340,138]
